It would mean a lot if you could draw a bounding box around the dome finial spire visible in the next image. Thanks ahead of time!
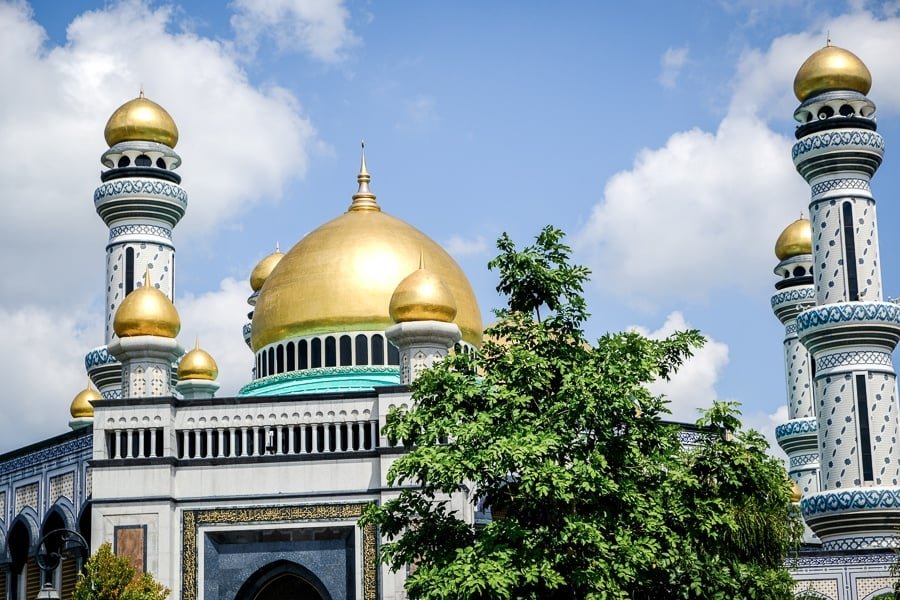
[349,140,380,212]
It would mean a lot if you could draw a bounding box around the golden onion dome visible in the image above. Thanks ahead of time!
[178,340,219,381]
[251,147,482,350]
[114,270,181,338]
[104,91,179,148]
[250,245,284,292]
[70,382,101,419]
[775,217,812,260]
[794,44,872,101]
[390,261,458,323]
[790,480,802,503]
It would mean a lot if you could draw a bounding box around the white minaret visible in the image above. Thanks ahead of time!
[792,44,900,551]
[86,93,186,398]
[771,216,820,543]
[385,261,461,385]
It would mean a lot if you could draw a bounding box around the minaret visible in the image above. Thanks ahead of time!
[791,44,900,550]
[86,92,186,398]
[386,258,461,384]
[771,216,820,543]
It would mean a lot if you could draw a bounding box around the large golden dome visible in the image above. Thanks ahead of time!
[104,92,179,148]
[794,44,872,101]
[775,217,812,260]
[114,270,181,338]
[390,263,458,324]
[251,152,482,350]
[250,245,284,292]
[70,382,101,419]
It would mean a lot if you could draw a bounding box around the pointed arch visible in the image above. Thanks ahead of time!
[233,559,332,600]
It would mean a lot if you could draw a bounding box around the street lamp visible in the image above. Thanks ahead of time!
[35,528,89,600]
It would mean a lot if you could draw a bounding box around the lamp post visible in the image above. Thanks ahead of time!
[34,528,89,600]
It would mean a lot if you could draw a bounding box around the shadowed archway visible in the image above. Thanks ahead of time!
[234,560,332,600]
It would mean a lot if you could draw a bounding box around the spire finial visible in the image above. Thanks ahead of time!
[418,248,425,270]
[826,31,831,47]
[275,241,280,253]
[195,336,200,351]
[142,266,152,289]
[139,84,144,99]
[349,140,380,212]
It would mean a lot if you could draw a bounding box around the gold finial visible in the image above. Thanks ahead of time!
[349,140,380,212]
[418,249,425,270]
[826,31,831,47]
[142,266,152,289]
[275,241,280,253]
[139,84,144,99]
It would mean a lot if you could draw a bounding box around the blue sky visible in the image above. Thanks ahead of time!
[3,0,900,453]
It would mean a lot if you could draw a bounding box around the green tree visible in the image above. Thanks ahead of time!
[73,543,169,600]
[362,226,803,599]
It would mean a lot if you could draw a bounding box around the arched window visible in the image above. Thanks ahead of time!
[355,334,368,365]
[260,351,267,377]
[125,248,135,295]
[276,344,285,374]
[325,337,337,367]
[156,157,166,169]
[842,202,860,301]
[135,154,151,166]
[311,338,322,368]
[286,342,296,371]
[371,334,385,365]
[339,335,352,366]
[268,348,275,375]
[298,339,308,370]
[388,342,399,365]
[117,156,131,167]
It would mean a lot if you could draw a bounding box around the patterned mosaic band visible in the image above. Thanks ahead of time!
[85,346,120,370]
[0,433,91,477]
[775,418,817,439]
[815,350,893,371]
[797,302,900,331]
[792,130,884,160]
[802,488,900,517]
[109,224,172,241]
[810,177,871,197]
[820,535,899,552]
[790,453,819,469]
[94,179,188,205]
[771,287,816,308]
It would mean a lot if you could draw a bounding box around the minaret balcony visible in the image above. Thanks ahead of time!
[775,417,818,454]
[797,301,900,355]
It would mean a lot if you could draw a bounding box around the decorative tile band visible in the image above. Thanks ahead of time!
[790,453,819,468]
[0,433,92,477]
[109,224,172,240]
[810,177,871,196]
[816,350,893,370]
[785,324,797,335]
[775,418,817,439]
[771,287,816,308]
[85,346,119,370]
[802,488,900,516]
[797,302,900,330]
[94,179,187,204]
[181,503,377,600]
[793,130,884,160]
[788,551,896,568]
[820,535,899,552]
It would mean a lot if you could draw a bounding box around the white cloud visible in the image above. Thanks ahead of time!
[230,0,358,63]
[444,235,489,258]
[397,94,439,132]
[0,306,102,451]
[630,312,730,423]
[0,0,315,309]
[743,404,789,462]
[176,277,255,397]
[658,46,689,89]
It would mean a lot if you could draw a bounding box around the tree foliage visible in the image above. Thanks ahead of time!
[362,226,803,599]
[73,543,169,600]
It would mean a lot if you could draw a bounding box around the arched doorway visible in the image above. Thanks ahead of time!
[234,560,332,600]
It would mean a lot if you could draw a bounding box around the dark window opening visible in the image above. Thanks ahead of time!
[135,154,152,167]
[311,338,322,368]
[839,104,855,117]
[340,335,352,366]
[363,423,373,449]
[388,342,399,365]
[299,340,308,370]
[286,342,295,371]
[125,248,135,295]
[842,202,860,300]
[325,336,337,367]
[117,156,131,168]
[371,334,385,365]
[811,357,817,379]
[276,344,285,374]
[327,425,337,452]
[315,425,325,452]
[355,334,368,365]
[856,374,874,482]
[156,157,166,169]
[793,266,806,277]
[268,348,275,375]
[304,426,313,453]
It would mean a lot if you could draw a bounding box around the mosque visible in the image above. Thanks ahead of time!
[0,40,898,599]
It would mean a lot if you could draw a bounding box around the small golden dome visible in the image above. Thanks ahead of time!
[70,383,101,419]
[178,341,219,381]
[390,262,457,323]
[114,270,181,338]
[775,217,812,260]
[250,245,284,292]
[104,92,179,147]
[790,480,802,503]
[251,148,483,350]
[794,44,872,101]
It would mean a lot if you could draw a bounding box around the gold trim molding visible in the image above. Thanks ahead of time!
[181,502,377,600]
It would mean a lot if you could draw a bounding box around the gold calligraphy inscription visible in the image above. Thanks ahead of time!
[181,502,377,600]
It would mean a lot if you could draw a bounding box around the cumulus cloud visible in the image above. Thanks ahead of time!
[397,94,439,132]
[445,235,489,258]
[576,10,900,309]
[230,0,358,63]
[630,312,731,423]
[658,46,689,89]
[176,277,255,397]
[0,0,315,309]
